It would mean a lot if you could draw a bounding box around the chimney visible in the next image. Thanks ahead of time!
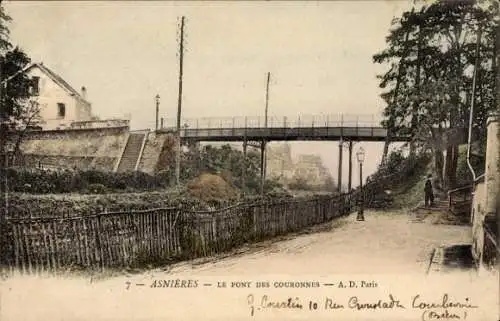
[81,86,87,100]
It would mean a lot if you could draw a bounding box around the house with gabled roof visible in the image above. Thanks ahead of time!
[21,62,92,130]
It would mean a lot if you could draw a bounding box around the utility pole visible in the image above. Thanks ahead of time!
[260,72,271,195]
[155,94,160,132]
[0,62,4,172]
[265,72,270,128]
[0,59,8,266]
[337,138,343,193]
[175,16,185,188]
[348,141,353,192]
[0,63,7,212]
[466,25,482,224]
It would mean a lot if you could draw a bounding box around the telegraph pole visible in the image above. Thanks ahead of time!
[338,138,343,193]
[0,63,6,212]
[155,94,160,131]
[175,16,185,187]
[348,141,353,192]
[260,72,271,195]
[265,72,270,128]
[0,59,8,266]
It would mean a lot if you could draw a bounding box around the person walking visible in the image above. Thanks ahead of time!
[424,174,434,207]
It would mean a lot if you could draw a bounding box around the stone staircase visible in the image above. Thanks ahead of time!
[411,189,472,225]
[411,190,473,225]
[412,199,450,222]
[116,132,147,172]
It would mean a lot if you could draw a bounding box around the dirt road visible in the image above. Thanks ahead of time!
[2,210,498,321]
[162,210,472,276]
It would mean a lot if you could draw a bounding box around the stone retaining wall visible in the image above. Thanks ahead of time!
[137,132,175,174]
[471,113,499,267]
[11,127,129,171]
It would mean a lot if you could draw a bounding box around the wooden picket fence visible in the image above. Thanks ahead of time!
[1,193,355,273]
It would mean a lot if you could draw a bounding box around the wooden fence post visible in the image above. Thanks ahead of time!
[0,217,10,270]
[95,214,104,271]
[253,205,258,239]
[340,193,345,215]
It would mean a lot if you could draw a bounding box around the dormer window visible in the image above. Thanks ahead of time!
[57,103,66,119]
[30,76,40,96]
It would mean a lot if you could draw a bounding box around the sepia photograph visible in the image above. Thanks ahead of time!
[0,0,499,320]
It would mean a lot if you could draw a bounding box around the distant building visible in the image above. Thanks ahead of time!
[21,62,92,130]
[266,143,335,190]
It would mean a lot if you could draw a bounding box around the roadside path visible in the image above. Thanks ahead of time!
[161,210,473,275]
[2,210,498,321]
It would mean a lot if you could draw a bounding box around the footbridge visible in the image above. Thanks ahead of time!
[158,114,411,193]
[159,114,410,142]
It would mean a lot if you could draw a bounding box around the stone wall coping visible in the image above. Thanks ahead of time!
[486,112,498,125]
[17,126,130,138]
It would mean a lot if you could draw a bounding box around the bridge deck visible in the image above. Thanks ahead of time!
[158,115,411,142]
[159,126,411,142]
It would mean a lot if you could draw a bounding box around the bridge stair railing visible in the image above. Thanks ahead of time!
[447,184,473,217]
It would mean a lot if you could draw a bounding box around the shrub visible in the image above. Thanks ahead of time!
[2,168,170,194]
[288,177,315,191]
[86,183,108,194]
[455,145,484,186]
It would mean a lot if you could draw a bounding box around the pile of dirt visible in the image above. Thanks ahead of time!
[186,173,239,201]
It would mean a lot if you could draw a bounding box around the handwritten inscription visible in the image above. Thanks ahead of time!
[411,294,478,310]
[324,298,345,310]
[348,294,406,310]
[246,293,478,318]
[412,294,478,320]
[421,309,462,320]
[121,279,482,320]
[247,294,304,316]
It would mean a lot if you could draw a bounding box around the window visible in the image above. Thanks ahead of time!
[30,77,40,96]
[57,103,66,119]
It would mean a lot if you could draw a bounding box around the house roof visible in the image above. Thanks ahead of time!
[2,62,90,104]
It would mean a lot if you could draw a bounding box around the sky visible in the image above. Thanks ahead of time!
[5,0,412,187]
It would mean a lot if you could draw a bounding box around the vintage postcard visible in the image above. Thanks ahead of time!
[0,0,499,320]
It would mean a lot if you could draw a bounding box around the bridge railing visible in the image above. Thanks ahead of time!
[160,114,382,130]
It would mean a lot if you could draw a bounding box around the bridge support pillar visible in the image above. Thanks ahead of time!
[260,140,267,195]
[348,141,353,192]
[337,140,343,193]
[242,140,247,195]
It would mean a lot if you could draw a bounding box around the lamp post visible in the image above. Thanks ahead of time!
[356,146,365,221]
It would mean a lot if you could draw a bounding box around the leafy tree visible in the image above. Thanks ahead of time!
[0,4,34,169]
[374,0,499,188]
[0,1,37,265]
[0,3,11,53]
[9,99,41,164]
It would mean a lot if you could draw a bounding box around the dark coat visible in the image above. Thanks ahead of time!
[424,179,433,193]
